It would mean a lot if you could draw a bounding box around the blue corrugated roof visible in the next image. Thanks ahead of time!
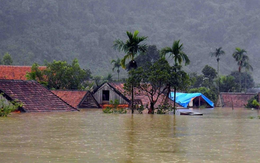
[169,92,214,108]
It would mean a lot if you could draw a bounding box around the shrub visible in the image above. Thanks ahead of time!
[0,95,23,117]
[103,107,113,114]
[157,104,173,114]
[246,95,259,109]
[102,99,127,114]
[136,105,145,114]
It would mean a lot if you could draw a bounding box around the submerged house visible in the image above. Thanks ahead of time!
[169,92,214,108]
[92,82,130,108]
[108,82,174,109]
[52,90,101,109]
[53,82,175,109]
[0,80,78,112]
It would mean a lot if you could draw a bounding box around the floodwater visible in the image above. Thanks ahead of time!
[0,108,260,163]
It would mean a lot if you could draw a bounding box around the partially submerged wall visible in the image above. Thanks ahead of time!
[218,92,256,107]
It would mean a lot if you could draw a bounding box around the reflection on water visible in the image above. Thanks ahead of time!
[0,108,260,162]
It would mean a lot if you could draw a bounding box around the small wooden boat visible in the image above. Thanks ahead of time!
[178,110,203,116]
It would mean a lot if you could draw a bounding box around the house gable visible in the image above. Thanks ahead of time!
[78,91,101,108]
[92,82,130,106]
[0,80,78,112]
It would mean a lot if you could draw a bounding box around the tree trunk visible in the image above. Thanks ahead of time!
[174,87,177,115]
[131,83,134,114]
[164,84,171,104]
[117,69,120,81]
[148,102,154,114]
[239,71,241,92]
[217,59,220,94]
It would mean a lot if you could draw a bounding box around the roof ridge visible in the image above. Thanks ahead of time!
[52,89,88,92]
[0,79,37,82]
[0,65,46,67]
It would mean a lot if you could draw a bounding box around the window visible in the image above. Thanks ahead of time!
[102,90,109,101]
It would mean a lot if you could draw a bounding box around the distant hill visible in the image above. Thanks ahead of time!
[0,0,260,83]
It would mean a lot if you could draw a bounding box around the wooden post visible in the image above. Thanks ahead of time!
[231,97,234,110]
[131,83,134,114]
[199,96,201,108]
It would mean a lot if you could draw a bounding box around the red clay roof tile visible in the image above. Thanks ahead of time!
[0,80,77,112]
[51,90,87,108]
[0,65,46,80]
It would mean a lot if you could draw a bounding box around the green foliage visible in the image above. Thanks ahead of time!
[2,52,13,65]
[125,58,190,114]
[103,73,113,83]
[232,48,253,92]
[210,47,225,62]
[230,71,254,91]
[102,99,127,114]
[127,45,160,71]
[157,104,173,114]
[102,107,113,114]
[219,75,239,92]
[45,58,91,90]
[110,99,120,109]
[202,65,217,82]
[0,94,23,117]
[245,95,259,109]
[26,63,47,86]
[189,73,204,88]
[161,40,190,66]
[111,58,121,81]
[124,58,170,113]
[252,100,260,108]
[136,105,145,114]
[113,30,148,69]
[93,76,103,88]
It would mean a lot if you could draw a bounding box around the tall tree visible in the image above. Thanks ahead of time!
[232,48,250,92]
[26,63,47,86]
[161,40,190,114]
[125,58,170,114]
[210,47,225,93]
[2,52,13,65]
[161,40,190,66]
[44,59,89,90]
[113,30,148,69]
[111,58,121,81]
[113,30,147,114]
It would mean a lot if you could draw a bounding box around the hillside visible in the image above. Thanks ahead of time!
[0,0,260,82]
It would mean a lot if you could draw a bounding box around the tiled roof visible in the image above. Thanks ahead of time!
[0,80,78,112]
[0,65,46,80]
[109,82,175,108]
[51,90,87,108]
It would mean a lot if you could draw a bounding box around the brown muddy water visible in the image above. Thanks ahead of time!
[0,107,260,163]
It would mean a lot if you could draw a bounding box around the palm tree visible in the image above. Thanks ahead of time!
[232,47,249,92]
[113,30,148,114]
[161,40,190,66]
[161,40,190,114]
[111,58,121,81]
[210,47,225,93]
[113,30,148,69]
